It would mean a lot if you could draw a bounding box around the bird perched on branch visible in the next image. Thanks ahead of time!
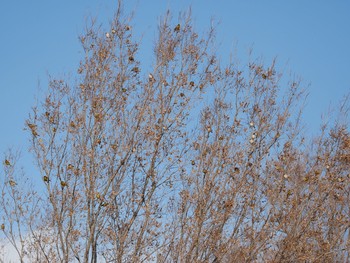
[27,123,38,137]
[174,24,180,32]
[9,180,17,187]
[43,176,50,183]
[101,202,109,207]
[149,73,155,82]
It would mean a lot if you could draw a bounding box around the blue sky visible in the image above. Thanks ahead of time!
[0,0,349,170]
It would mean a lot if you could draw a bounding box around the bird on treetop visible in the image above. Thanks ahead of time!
[4,159,10,166]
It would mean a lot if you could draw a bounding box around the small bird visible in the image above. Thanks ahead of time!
[27,123,37,130]
[174,24,180,32]
[27,123,38,137]
[67,164,74,170]
[131,67,140,73]
[105,32,111,38]
[251,133,257,139]
[9,180,17,187]
[43,176,50,183]
[60,181,67,188]
[4,159,10,166]
[148,73,155,82]
[31,130,39,137]
[1,224,4,231]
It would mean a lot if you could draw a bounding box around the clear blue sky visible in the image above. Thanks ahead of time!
[1,1,349,169]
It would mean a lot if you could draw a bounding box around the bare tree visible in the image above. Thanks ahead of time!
[1,2,349,263]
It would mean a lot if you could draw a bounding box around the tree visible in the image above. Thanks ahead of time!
[1,2,349,263]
